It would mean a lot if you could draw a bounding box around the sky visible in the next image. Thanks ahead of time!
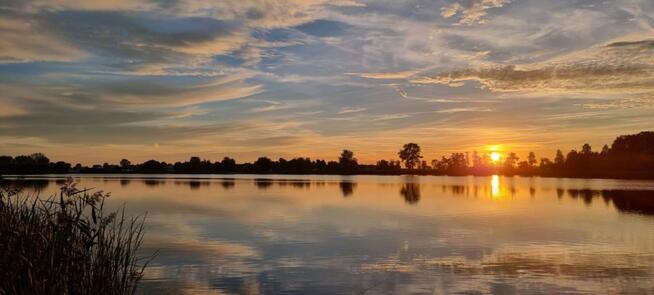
[0,0,653,165]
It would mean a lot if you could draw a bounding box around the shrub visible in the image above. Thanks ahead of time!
[0,178,152,295]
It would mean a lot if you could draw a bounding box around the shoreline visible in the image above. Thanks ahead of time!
[2,171,654,181]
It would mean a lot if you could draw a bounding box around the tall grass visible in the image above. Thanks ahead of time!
[0,178,152,295]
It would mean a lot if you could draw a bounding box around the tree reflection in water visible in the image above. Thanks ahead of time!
[567,189,654,216]
[400,183,421,204]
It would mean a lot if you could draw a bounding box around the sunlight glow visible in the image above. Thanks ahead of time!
[490,152,501,162]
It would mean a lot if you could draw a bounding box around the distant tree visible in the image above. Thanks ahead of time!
[30,153,49,166]
[539,157,553,172]
[566,149,580,172]
[517,160,530,171]
[338,150,358,170]
[12,155,36,173]
[120,159,131,168]
[31,153,50,172]
[327,160,340,171]
[420,160,429,170]
[554,150,565,167]
[254,157,272,172]
[376,160,391,170]
[139,160,165,172]
[315,159,327,171]
[437,153,468,174]
[51,161,71,173]
[220,157,237,172]
[504,152,519,170]
[608,131,654,171]
[527,152,537,167]
[189,156,201,168]
[600,144,610,156]
[472,151,483,169]
[398,143,423,170]
[431,159,441,170]
[581,144,593,155]
[0,156,12,172]
[611,132,654,155]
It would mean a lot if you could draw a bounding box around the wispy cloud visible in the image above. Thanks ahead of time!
[0,16,87,63]
[337,107,366,114]
[441,0,512,25]
[348,70,418,80]
[412,37,654,102]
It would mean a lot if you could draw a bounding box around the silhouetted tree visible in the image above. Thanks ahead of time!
[528,152,537,167]
[254,157,273,172]
[120,159,131,169]
[0,156,12,173]
[504,152,519,172]
[338,150,358,171]
[2,131,653,178]
[139,160,166,172]
[51,161,71,173]
[398,143,422,170]
[554,149,565,170]
[581,144,593,155]
[376,159,400,171]
[219,157,236,172]
[539,157,553,174]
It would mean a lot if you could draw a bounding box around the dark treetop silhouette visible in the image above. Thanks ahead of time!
[1,131,653,179]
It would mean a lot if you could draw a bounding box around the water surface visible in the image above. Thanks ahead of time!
[5,175,654,294]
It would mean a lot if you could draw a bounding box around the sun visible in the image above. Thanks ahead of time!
[490,152,501,162]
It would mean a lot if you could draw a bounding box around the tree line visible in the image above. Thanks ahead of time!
[1,131,653,179]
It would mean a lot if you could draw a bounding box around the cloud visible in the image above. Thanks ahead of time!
[98,79,263,107]
[337,107,366,114]
[0,101,27,117]
[173,0,364,28]
[10,71,263,108]
[16,0,155,12]
[412,37,654,98]
[37,10,252,68]
[348,70,418,80]
[249,99,319,113]
[2,0,363,69]
[441,0,512,25]
[0,15,87,63]
[437,107,493,113]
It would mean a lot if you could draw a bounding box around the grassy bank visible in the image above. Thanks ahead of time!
[0,178,151,295]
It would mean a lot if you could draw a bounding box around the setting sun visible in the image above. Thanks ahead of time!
[490,152,502,162]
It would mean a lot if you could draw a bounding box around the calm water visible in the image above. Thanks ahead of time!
[5,174,654,294]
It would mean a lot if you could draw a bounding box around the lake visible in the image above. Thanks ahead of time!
[4,174,654,294]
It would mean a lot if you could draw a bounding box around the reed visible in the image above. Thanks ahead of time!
[0,178,152,295]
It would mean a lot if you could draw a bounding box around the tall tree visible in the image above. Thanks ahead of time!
[338,150,358,170]
[398,143,423,169]
[528,152,537,167]
[554,150,565,166]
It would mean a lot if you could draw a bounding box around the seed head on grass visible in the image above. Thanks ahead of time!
[0,178,154,295]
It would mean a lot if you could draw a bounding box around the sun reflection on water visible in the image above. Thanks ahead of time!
[491,175,501,199]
